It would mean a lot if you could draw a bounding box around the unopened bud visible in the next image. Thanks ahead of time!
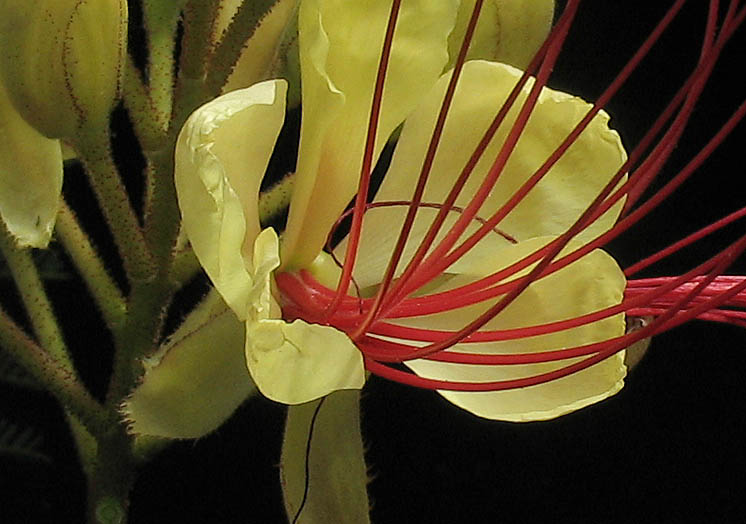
[0,0,128,138]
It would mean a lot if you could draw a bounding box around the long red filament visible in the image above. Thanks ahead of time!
[322,0,402,321]
[273,0,746,392]
[393,0,700,301]
[381,4,746,315]
[379,0,583,309]
[350,0,486,339]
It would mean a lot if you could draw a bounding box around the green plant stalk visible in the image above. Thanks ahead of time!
[179,0,221,82]
[259,172,296,224]
[142,145,181,267]
[144,19,177,132]
[169,246,202,288]
[55,202,127,333]
[86,428,136,524]
[105,275,173,406]
[0,225,73,371]
[122,56,168,150]
[168,0,220,135]
[205,0,282,94]
[74,127,157,283]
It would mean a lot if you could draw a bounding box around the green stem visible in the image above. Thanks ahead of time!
[142,146,181,267]
[259,172,296,225]
[205,0,282,94]
[55,202,127,333]
[122,56,168,150]
[145,27,177,129]
[178,0,220,82]
[168,0,219,137]
[66,411,99,478]
[0,306,113,437]
[0,225,72,370]
[74,127,157,283]
[105,277,172,406]
[169,246,202,287]
[141,0,189,135]
[86,429,136,524]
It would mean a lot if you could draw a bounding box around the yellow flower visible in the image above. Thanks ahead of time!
[165,0,633,424]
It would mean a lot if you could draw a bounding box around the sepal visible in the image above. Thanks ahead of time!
[121,290,256,439]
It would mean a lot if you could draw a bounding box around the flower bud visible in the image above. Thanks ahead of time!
[0,0,128,139]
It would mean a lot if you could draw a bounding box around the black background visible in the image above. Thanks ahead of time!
[2,1,745,523]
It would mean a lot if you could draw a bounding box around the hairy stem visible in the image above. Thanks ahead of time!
[55,202,127,333]
[74,128,157,283]
[0,224,72,370]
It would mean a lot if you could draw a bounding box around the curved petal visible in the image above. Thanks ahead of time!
[400,237,627,421]
[174,80,287,319]
[446,0,554,70]
[280,0,459,269]
[375,60,627,248]
[246,228,365,404]
[0,83,62,248]
[246,318,365,404]
[122,291,256,439]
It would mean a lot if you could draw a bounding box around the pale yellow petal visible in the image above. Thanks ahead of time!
[376,60,626,248]
[334,61,625,288]
[447,0,554,70]
[280,0,459,269]
[245,228,365,404]
[400,237,627,421]
[333,205,511,290]
[247,227,283,322]
[0,83,62,248]
[122,291,256,439]
[174,80,287,319]
[246,318,365,405]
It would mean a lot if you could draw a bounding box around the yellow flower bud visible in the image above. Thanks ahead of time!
[0,0,127,138]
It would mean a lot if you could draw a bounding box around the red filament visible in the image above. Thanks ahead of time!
[275,0,746,392]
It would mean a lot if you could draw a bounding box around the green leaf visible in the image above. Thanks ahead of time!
[281,390,370,524]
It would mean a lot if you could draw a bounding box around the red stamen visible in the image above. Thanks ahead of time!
[387,0,582,302]
[350,0,486,340]
[273,0,746,393]
[378,0,580,308]
[393,0,696,300]
[322,0,402,321]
